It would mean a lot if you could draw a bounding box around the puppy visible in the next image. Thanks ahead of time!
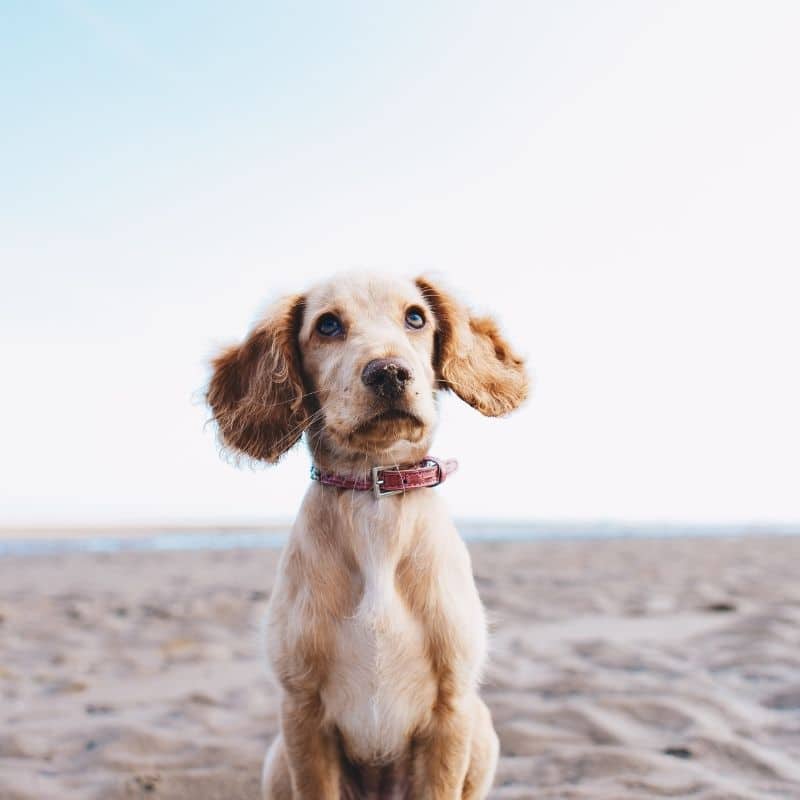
[207,273,528,799]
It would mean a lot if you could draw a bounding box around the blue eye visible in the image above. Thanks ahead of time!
[316,313,343,337]
[405,307,426,329]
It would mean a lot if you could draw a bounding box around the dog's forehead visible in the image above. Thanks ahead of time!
[304,273,425,316]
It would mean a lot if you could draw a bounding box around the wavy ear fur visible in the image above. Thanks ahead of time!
[416,278,528,416]
[207,295,308,462]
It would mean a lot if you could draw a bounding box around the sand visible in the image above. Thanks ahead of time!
[1,535,799,799]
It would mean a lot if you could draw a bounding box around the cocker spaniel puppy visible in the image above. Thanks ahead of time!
[208,273,527,799]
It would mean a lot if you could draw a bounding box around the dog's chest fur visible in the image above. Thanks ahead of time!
[320,505,437,764]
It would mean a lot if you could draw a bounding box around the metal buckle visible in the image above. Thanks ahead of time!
[371,465,404,499]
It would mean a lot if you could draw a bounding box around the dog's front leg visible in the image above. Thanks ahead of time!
[281,693,341,799]
[412,697,473,800]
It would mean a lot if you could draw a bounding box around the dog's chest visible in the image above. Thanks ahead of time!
[321,536,436,763]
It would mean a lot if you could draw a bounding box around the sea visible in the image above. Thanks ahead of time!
[0,521,797,558]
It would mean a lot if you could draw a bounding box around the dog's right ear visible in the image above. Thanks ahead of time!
[207,295,309,463]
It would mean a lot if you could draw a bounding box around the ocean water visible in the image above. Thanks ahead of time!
[0,522,797,557]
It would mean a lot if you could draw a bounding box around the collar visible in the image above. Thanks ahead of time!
[310,456,458,499]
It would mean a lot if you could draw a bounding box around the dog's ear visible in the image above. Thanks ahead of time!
[207,294,309,462]
[416,277,528,416]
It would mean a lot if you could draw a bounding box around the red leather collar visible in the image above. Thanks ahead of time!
[310,457,458,498]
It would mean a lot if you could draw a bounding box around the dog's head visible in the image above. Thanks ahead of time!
[207,273,528,471]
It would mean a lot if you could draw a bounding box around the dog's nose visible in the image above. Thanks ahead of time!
[361,358,412,399]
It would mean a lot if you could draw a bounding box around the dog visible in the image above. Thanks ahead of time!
[207,273,528,799]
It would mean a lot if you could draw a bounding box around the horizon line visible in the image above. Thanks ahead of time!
[1,520,798,559]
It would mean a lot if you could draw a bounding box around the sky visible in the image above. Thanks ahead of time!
[1,1,799,527]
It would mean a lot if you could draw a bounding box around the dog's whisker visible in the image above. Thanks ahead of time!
[268,408,325,453]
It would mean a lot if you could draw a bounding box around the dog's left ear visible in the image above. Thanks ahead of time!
[416,277,529,416]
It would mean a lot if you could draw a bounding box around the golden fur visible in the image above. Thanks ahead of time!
[207,273,528,799]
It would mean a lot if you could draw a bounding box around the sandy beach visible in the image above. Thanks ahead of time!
[1,534,799,799]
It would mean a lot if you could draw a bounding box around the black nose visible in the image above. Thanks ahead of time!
[361,358,412,399]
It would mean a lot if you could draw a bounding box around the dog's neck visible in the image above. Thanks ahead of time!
[305,432,433,480]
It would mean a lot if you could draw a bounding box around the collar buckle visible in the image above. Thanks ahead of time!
[371,465,404,499]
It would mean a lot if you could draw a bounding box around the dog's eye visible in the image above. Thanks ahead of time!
[405,307,426,330]
[316,313,343,337]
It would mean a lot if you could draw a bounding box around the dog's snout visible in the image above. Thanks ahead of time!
[361,358,413,399]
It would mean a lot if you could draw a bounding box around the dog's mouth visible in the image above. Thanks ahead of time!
[352,408,424,436]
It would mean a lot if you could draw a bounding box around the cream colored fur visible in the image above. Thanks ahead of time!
[207,273,528,799]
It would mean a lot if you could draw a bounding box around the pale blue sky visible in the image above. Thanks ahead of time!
[2,2,799,526]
